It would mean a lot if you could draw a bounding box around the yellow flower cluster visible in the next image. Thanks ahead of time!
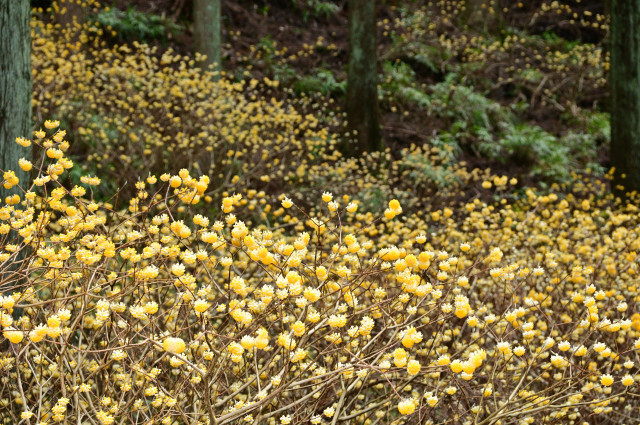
[0,2,634,424]
[31,8,339,205]
[0,129,625,425]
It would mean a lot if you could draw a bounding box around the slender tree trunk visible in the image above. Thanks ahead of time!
[194,0,221,79]
[1,0,32,197]
[611,0,640,195]
[346,0,383,153]
[0,0,31,299]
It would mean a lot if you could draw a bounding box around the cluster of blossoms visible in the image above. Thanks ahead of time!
[31,4,340,205]
[0,2,635,424]
[1,122,639,425]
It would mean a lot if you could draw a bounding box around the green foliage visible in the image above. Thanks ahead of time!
[411,49,441,75]
[251,36,297,83]
[392,4,606,110]
[291,0,340,22]
[273,63,297,84]
[93,6,182,43]
[426,76,603,182]
[585,112,611,146]
[560,132,604,175]
[500,125,571,180]
[398,142,460,190]
[356,186,389,214]
[431,75,512,130]
[540,30,581,52]
[377,57,605,183]
[294,68,345,95]
[383,61,415,87]
[381,61,431,108]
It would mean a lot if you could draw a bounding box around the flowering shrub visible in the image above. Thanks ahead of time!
[30,5,499,219]
[31,9,339,201]
[2,2,638,425]
[1,122,640,425]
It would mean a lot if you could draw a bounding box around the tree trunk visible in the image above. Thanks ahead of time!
[611,0,640,195]
[0,0,31,298]
[346,0,383,153]
[194,0,221,79]
[1,0,32,197]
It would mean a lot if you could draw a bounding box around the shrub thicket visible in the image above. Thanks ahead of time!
[1,2,639,425]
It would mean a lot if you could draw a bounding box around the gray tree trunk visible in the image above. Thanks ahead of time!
[0,0,31,297]
[611,0,640,194]
[1,0,31,197]
[194,0,221,78]
[346,0,383,153]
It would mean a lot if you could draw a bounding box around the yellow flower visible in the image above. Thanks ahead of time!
[80,175,101,186]
[407,360,421,375]
[52,130,66,142]
[29,325,47,343]
[0,312,12,327]
[437,355,450,366]
[228,342,244,356]
[3,171,19,189]
[328,314,346,328]
[466,316,479,327]
[550,354,567,368]
[163,337,186,355]
[397,398,415,415]
[426,394,438,407]
[18,158,32,172]
[573,345,587,356]
[600,374,614,387]
[111,350,127,361]
[291,321,305,337]
[20,411,34,420]
[483,385,493,397]
[3,328,24,344]
[193,299,210,313]
[144,302,158,315]
[169,176,182,188]
[170,221,192,239]
[47,315,61,328]
[240,336,255,350]
[15,137,31,147]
